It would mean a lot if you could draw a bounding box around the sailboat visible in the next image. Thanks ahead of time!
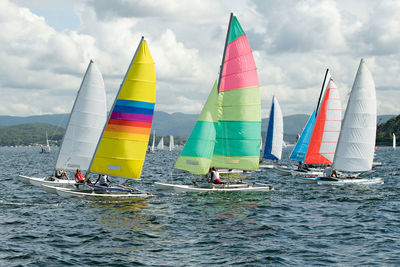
[40,132,51,153]
[19,60,107,188]
[155,13,273,193]
[289,69,342,180]
[260,96,283,169]
[316,59,383,185]
[150,132,155,152]
[393,133,396,150]
[169,135,174,151]
[49,37,156,199]
[156,136,164,150]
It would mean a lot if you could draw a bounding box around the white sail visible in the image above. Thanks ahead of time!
[157,137,164,150]
[151,132,155,152]
[333,59,376,172]
[45,132,51,152]
[169,135,174,151]
[55,60,107,171]
[393,133,396,150]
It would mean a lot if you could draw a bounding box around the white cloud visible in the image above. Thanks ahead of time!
[0,0,399,118]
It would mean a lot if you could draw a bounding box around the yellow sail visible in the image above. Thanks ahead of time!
[90,38,156,179]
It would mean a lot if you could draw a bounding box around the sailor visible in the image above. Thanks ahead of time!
[208,167,221,184]
[74,168,85,184]
[324,166,338,178]
[95,174,111,186]
[55,169,69,180]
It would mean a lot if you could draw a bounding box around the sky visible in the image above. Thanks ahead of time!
[1,0,399,117]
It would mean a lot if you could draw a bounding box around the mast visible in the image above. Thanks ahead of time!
[217,12,233,92]
[315,68,329,117]
[54,60,93,169]
[86,37,145,176]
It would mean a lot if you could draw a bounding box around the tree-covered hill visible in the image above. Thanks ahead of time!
[376,115,400,146]
[0,123,64,146]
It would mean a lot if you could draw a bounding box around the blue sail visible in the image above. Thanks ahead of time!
[263,96,283,160]
[290,110,316,162]
[264,100,277,160]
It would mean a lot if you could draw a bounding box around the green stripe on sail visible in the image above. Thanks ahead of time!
[211,155,260,170]
[228,16,245,43]
[214,121,261,157]
[180,121,216,158]
[174,156,211,175]
[219,86,261,121]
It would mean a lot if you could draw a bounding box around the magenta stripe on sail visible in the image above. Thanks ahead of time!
[110,112,153,122]
[220,35,258,92]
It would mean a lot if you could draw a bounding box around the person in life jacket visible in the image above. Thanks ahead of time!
[94,174,111,187]
[74,168,85,183]
[207,167,222,184]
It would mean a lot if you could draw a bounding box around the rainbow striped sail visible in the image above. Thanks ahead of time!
[89,37,156,179]
[175,13,261,174]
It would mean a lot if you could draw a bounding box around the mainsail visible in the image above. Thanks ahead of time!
[263,96,283,160]
[305,77,341,164]
[332,59,376,172]
[55,60,107,171]
[175,13,260,174]
[89,37,156,179]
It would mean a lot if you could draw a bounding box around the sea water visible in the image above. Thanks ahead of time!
[0,146,399,266]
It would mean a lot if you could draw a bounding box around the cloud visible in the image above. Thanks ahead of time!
[0,0,399,118]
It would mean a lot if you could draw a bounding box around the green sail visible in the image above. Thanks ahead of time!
[175,14,260,175]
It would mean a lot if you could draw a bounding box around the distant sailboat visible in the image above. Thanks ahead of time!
[393,133,396,150]
[155,13,273,192]
[263,96,283,161]
[317,59,383,185]
[150,132,155,152]
[169,135,174,151]
[20,60,107,187]
[40,132,51,153]
[157,137,164,150]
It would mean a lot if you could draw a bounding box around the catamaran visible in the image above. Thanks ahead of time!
[19,60,107,188]
[393,133,396,150]
[39,132,51,153]
[157,136,164,150]
[47,37,156,199]
[315,59,383,185]
[259,96,283,169]
[289,69,342,181]
[155,13,273,193]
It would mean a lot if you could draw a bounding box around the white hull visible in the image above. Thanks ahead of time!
[259,164,275,169]
[291,170,324,178]
[154,182,274,193]
[49,186,152,200]
[19,175,76,188]
[316,177,384,185]
[272,166,292,176]
[295,177,320,184]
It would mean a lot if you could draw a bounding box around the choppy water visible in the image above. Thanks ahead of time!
[0,146,399,266]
